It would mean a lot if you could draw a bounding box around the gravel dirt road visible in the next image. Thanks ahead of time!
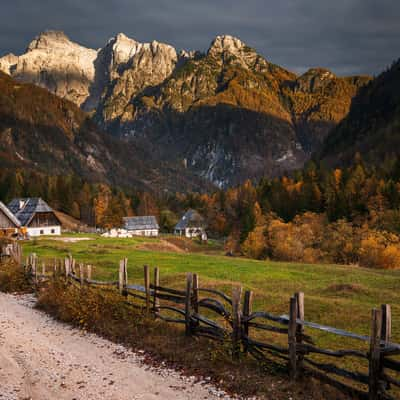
[0,292,234,400]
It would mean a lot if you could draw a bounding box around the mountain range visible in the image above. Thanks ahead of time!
[0,30,395,188]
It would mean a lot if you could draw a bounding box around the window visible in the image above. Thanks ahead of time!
[40,230,44,235]
[51,229,55,234]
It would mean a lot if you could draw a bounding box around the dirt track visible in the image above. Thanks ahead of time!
[0,293,234,400]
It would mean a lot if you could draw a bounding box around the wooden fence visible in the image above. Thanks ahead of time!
[0,241,22,264]
[24,253,400,400]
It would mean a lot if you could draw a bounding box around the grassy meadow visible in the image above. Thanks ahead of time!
[23,233,400,343]
[22,232,400,394]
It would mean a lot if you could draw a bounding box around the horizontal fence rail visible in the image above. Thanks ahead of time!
[20,252,400,400]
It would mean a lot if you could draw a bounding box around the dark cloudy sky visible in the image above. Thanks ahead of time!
[1,0,399,76]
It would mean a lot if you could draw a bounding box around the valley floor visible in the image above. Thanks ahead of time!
[0,292,233,400]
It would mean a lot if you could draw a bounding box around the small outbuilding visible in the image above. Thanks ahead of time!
[0,201,21,237]
[174,209,207,240]
[8,198,61,237]
[123,216,159,237]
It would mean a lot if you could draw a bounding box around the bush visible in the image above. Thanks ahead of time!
[37,281,142,337]
[359,231,400,269]
[241,226,267,259]
[0,260,32,293]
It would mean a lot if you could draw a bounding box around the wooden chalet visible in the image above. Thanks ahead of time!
[123,216,159,237]
[0,201,21,237]
[8,198,61,237]
[174,209,207,240]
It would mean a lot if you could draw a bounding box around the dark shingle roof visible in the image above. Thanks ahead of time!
[175,209,205,230]
[7,198,58,226]
[123,216,159,231]
[0,201,21,227]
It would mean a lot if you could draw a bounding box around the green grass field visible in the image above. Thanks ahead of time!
[23,233,400,343]
[22,233,400,393]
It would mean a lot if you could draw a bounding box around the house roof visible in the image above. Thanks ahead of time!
[0,201,21,227]
[7,198,59,227]
[123,216,159,231]
[175,209,205,230]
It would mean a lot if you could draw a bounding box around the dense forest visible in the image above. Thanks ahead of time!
[2,152,400,269]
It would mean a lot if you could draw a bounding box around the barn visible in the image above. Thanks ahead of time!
[174,209,207,240]
[8,198,61,237]
[123,216,159,237]
[0,201,21,237]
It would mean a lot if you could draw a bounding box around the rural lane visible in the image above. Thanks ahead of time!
[0,293,234,400]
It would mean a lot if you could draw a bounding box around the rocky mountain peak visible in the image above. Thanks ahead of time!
[27,30,74,51]
[1,30,98,107]
[208,35,248,55]
[295,67,337,92]
[106,33,141,71]
[207,34,268,72]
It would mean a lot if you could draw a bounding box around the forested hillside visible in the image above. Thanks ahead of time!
[0,71,211,194]
[320,59,400,166]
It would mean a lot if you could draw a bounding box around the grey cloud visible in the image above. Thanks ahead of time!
[0,0,399,76]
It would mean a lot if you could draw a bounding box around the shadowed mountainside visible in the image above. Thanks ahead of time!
[319,60,400,167]
[0,71,212,192]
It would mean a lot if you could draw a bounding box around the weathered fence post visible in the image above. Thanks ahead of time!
[185,273,193,336]
[369,308,383,400]
[381,304,392,343]
[124,258,128,290]
[119,260,125,295]
[153,267,160,314]
[242,290,253,355]
[53,259,57,278]
[79,264,84,285]
[42,262,46,277]
[86,265,92,281]
[288,296,298,381]
[71,258,76,275]
[295,292,305,373]
[65,257,70,278]
[232,286,243,360]
[192,273,199,329]
[12,243,22,265]
[144,265,150,314]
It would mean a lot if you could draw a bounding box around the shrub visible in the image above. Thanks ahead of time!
[359,231,400,269]
[241,226,267,259]
[381,245,400,269]
[0,260,32,293]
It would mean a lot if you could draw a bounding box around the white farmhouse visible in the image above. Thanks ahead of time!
[174,209,207,240]
[123,216,159,237]
[8,198,61,237]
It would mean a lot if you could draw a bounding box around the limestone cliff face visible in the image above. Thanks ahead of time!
[0,31,97,107]
[0,31,179,115]
[97,36,178,127]
[0,31,371,187]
